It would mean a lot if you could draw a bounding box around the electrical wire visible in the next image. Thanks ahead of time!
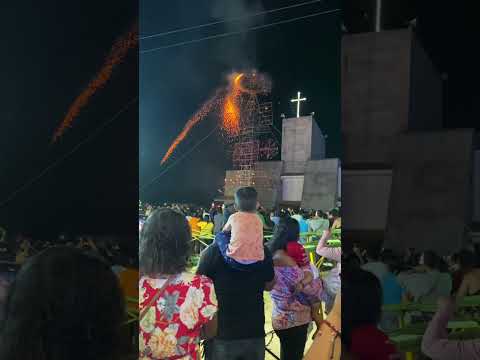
[141,9,341,54]
[140,0,326,40]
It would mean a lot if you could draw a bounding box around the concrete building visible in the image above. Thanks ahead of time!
[223,114,340,211]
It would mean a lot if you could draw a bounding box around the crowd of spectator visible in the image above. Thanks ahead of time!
[0,228,139,360]
[341,236,480,359]
[139,200,341,244]
[139,187,342,360]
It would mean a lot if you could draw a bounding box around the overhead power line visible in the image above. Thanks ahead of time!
[140,0,326,40]
[141,8,341,54]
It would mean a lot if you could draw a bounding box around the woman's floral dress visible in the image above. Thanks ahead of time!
[270,265,316,330]
[139,272,217,360]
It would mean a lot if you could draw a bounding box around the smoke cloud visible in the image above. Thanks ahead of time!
[210,0,265,69]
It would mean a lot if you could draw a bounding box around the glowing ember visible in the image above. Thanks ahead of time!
[52,22,138,142]
[222,74,242,137]
[160,89,222,165]
[160,70,273,165]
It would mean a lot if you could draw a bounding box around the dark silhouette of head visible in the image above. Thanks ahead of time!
[421,250,439,270]
[268,217,300,254]
[0,246,125,360]
[342,268,382,350]
[139,207,191,276]
[234,187,258,212]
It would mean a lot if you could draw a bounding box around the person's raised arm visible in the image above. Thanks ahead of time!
[316,229,341,263]
[421,297,480,359]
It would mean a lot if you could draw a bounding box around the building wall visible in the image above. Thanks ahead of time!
[408,32,443,131]
[342,29,412,165]
[342,29,442,166]
[282,115,314,174]
[385,130,474,255]
[301,159,339,211]
[311,117,326,160]
[342,169,392,231]
[254,161,283,209]
[281,175,304,203]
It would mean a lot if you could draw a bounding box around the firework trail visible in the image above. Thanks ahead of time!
[52,22,138,142]
[160,89,223,165]
[160,71,270,165]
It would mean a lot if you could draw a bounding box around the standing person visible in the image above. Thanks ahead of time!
[213,207,223,235]
[270,210,281,226]
[221,203,235,228]
[329,209,341,230]
[197,205,275,359]
[268,217,322,360]
[316,229,341,313]
[307,210,330,234]
[139,208,218,360]
[362,245,389,282]
[379,251,404,332]
[209,202,217,223]
[292,210,309,244]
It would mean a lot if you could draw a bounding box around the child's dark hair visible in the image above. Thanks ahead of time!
[234,187,258,212]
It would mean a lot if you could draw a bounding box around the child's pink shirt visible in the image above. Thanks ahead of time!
[223,212,264,262]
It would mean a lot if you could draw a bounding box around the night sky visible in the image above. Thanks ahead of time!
[0,1,138,237]
[140,0,342,206]
[415,2,480,130]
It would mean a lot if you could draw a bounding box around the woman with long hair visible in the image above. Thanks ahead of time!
[139,207,217,360]
[343,268,400,360]
[267,217,322,360]
[0,246,125,360]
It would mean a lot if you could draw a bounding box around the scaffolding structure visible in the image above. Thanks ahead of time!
[231,100,278,170]
[222,72,279,196]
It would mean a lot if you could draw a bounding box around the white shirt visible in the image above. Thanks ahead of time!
[362,261,389,282]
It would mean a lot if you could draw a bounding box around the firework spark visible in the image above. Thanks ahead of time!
[52,22,138,142]
[160,89,223,165]
[160,70,271,165]
[221,74,242,137]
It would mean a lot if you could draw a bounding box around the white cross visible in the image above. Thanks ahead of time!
[290,91,307,118]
